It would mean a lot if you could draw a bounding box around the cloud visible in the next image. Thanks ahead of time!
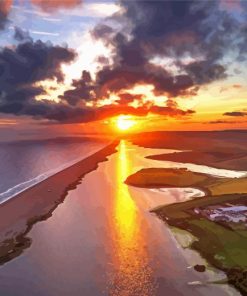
[0,28,76,84]
[116,93,143,105]
[0,0,12,30]
[232,84,243,89]
[0,28,76,120]
[88,0,242,106]
[184,62,227,85]
[220,84,243,93]
[30,0,83,12]
[1,1,247,125]
[59,70,94,106]
[70,3,120,18]
[205,120,241,124]
[29,30,60,37]
[0,0,84,31]
[56,0,247,123]
[10,26,60,38]
[15,2,120,19]
[223,111,247,117]
[220,0,242,12]
[91,24,114,40]
[41,17,62,23]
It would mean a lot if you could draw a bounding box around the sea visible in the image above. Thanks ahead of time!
[0,137,109,204]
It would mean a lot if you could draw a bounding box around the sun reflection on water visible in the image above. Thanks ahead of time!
[110,140,156,296]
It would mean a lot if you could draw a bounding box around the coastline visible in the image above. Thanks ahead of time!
[168,226,241,295]
[128,131,247,172]
[145,152,247,172]
[0,142,109,204]
[126,166,247,295]
[0,140,119,265]
[125,167,247,196]
[154,205,247,296]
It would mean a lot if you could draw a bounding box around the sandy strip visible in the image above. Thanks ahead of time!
[0,141,119,243]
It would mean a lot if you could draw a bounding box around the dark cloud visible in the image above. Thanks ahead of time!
[0,28,76,87]
[88,0,241,107]
[1,1,246,124]
[184,62,227,85]
[86,104,194,124]
[223,111,247,117]
[95,64,194,98]
[0,28,77,121]
[0,27,194,124]
[8,102,95,124]
[116,93,143,105]
[91,24,114,40]
[58,0,245,123]
[14,27,32,42]
[149,105,195,117]
[95,55,110,66]
[205,120,244,124]
[59,71,94,106]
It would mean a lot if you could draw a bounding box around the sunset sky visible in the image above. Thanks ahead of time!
[0,0,247,139]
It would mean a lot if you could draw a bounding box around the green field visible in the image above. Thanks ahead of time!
[126,168,247,294]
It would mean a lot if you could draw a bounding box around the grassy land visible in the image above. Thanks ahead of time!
[153,196,247,295]
[125,167,247,195]
[125,168,247,295]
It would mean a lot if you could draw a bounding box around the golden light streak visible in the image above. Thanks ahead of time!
[110,140,155,295]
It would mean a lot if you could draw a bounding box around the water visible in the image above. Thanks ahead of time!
[131,144,247,178]
[0,137,108,203]
[0,140,239,295]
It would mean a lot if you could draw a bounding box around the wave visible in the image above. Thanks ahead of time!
[0,144,106,205]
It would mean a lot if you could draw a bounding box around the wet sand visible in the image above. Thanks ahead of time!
[0,140,238,295]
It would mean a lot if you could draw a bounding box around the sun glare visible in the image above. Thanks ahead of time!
[116,115,136,131]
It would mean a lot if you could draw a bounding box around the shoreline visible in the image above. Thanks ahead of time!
[146,153,247,172]
[0,140,119,265]
[0,142,109,205]
[125,167,247,196]
[128,131,247,172]
[125,166,247,295]
[155,209,247,296]
[168,226,241,295]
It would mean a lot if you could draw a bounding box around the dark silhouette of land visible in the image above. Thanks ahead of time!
[129,130,247,171]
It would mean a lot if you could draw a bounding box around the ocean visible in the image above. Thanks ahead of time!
[0,137,109,204]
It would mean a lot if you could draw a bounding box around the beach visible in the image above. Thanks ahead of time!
[0,140,237,296]
[0,141,118,264]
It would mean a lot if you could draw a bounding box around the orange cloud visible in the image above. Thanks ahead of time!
[31,0,83,11]
[0,0,12,15]
[0,0,83,15]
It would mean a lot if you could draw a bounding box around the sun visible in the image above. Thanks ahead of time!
[116,115,136,131]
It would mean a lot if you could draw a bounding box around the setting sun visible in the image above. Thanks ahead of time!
[116,115,136,131]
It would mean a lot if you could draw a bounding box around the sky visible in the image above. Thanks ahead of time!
[0,0,247,139]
